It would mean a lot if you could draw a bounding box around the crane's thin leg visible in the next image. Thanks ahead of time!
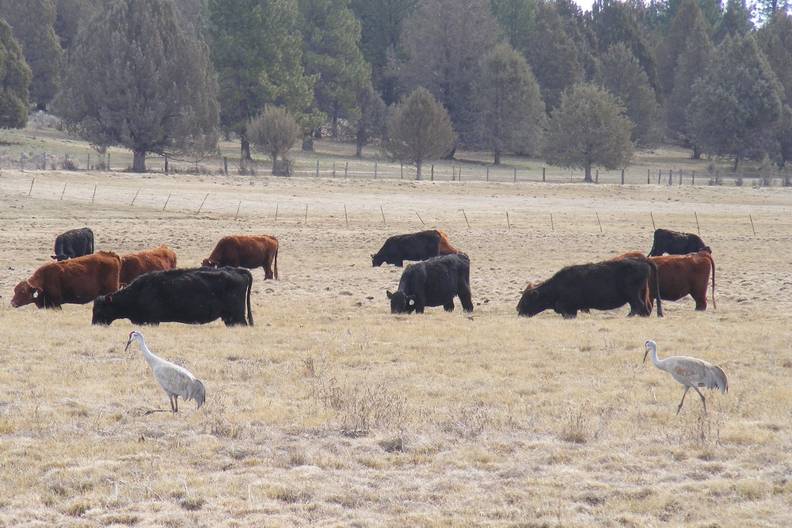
[168,395,175,412]
[174,395,179,413]
[693,386,707,414]
[676,387,690,415]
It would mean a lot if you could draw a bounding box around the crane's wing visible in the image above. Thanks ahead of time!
[153,365,195,398]
[705,365,728,393]
[189,379,206,409]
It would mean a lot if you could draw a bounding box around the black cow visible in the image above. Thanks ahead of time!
[52,227,94,261]
[387,253,473,314]
[372,229,458,267]
[92,267,253,326]
[648,228,710,256]
[517,259,663,319]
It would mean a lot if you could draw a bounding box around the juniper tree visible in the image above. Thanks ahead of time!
[0,17,31,129]
[248,106,301,174]
[55,0,219,172]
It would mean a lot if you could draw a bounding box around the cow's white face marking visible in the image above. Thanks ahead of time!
[32,290,39,298]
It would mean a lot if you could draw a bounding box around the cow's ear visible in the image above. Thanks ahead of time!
[107,295,113,303]
[386,290,393,299]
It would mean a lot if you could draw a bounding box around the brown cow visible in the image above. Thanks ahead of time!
[11,251,121,309]
[202,235,279,279]
[120,245,178,286]
[618,251,716,310]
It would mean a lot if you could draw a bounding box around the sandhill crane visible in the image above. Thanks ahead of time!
[125,331,206,412]
[643,340,728,414]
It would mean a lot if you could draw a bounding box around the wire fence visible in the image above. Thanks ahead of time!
[2,149,791,187]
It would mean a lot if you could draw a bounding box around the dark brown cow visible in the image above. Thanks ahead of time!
[11,251,121,309]
[202,235,279,279]
[619,251,716,310]
[120,245,178,286]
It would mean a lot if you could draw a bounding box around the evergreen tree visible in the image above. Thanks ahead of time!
[353,84,386,157]
[299,0,370,137]
[555,0,600,80]
[523,1,582,110]
[0,17,31,129]
[350,0,416,103]
[491,0,536,54]
[385,87,455,179]
[758,12,792,167]
[597,43,659,145]
[714,0,752,43]
[54,0,99,52]
[667,24,713,157]
[55,0,219,172]
[688,34,783,169]
[478,43,546,164]
[0,0,63,109]
[591,0,658,92]
[208,0,316,162]
[399,0,499,148]
[544,83,634,183]
[755,0,791,23]
[656,0,711,97]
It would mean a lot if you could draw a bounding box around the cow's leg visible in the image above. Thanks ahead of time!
[443,299,455,312]
[414,296,426,314]
[263,263,273,280]
[676,387,690,415]
[629,292,650,317]
[458,285,474,313]
[396,260,404,267]
[693,287,707,311]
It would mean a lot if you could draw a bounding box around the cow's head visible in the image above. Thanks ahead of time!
[91,294,116,325]
[516,283,546,317]
[11,280,41,308]
[371,253,384,267]
[201,258,218,268]
[387,290,415,314]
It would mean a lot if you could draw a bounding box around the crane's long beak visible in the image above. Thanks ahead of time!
[642,349,649,363]
[124,337,133,352]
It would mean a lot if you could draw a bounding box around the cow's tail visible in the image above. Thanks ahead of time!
[705,252,716,309]
[649,260,663,317]
[273,245,279,280]
[245,270,254,326]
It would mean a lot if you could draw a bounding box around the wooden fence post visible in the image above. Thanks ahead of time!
[431,164,434,181]
[380,205,386,225]
[332,161,336,178]
[647,168,650,184]
[130,188,141,206]
[459,166,462,182]
[692,170,696,185]
[668,169,673,186]
[87,153,91,171]
[304,204,308,225]
[650,211,656,230]
[657,170,661,184]
[162,193,171,211]
[486,166,489,181]
[550,213,554,231]
[196,193,209,214]
[374,161,378,178]
[595,169,599,183]
[91,184,97,204]
[416,211,425,225]
[223,156,228,176]
[235,201,242,220]
[621,169,625,185]
[344,204,349,227]
[596,212,603,233]
[164,155,169,174]
[694,212,700,234]
[315,159,319,177]
[462,209,470,229]
[27,177,35,196]
[543,167,546,182]
[60,183,67,200]
[513,167,517,183]
[506,211,511,230]
[679,169,683,186]
[749,214,756,236]
[345,161,348,178]
[400,163,404,179]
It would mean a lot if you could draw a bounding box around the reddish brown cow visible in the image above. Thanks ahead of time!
[11,251,121,309]
[618,251,716,310]
[120,245,178,286]
[202,235,279,280]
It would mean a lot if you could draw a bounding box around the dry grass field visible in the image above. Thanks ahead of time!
[1,169,791,527]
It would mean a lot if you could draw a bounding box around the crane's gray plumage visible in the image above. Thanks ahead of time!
[125,331,206,412]
[643,340,727,414]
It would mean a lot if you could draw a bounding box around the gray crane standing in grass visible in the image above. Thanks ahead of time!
[125,331,206,412]
[643,340,728,414]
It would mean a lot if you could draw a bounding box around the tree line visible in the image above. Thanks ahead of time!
[0,0,790,179]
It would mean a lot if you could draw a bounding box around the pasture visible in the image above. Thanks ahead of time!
[0,169,791,527]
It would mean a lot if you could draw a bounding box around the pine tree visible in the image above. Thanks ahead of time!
[350,0,416,103]
[714,0,752,43]
[544,83,634,183]
[399,0,498,148]
[299,0,370,137]
[0,17,31,129]
[55,0,219,172]
[667,22,713,157]
[53,0,99,52]
[491,0,536,54]
[555,0,600,80]
[688,34,783,170]
[523,1,582,110]
[208,0,316,162]
[758,12,792,167]
[385,87,455,179]
[0,0,63,109]
[656,0,711,97]
[591,0,658,92]
[478,44,546,164]
[353,84,386,157]
[597,43,659,146]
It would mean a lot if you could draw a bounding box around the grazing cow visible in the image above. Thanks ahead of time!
[120,245,178,286]
[517,259,663,318]
[619,251,716,310]
[92,267,253,326]
[202,235,278,280]
[11,251,121,309]
[387,253,473,314]
[52,227,94,261]
[372,229,459,267]
[648,228,710,256]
